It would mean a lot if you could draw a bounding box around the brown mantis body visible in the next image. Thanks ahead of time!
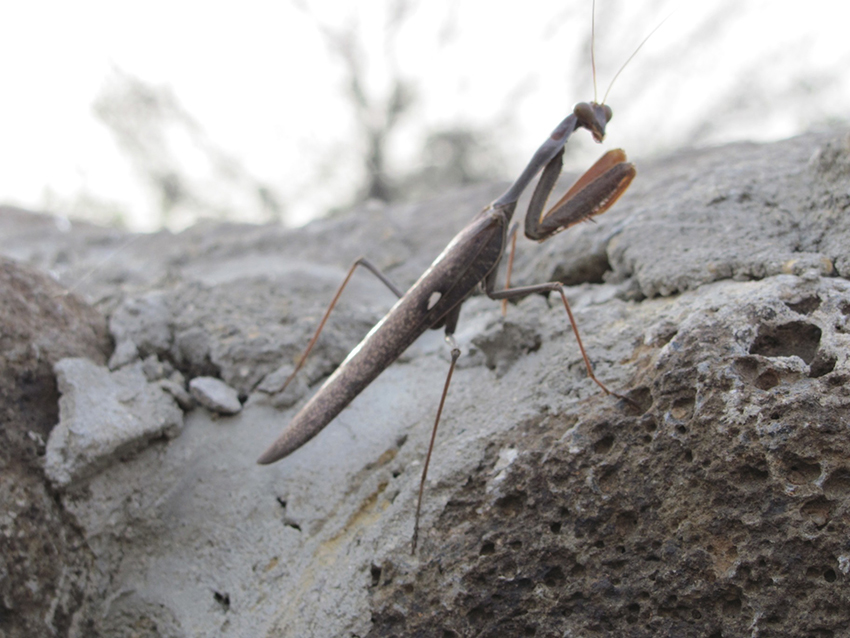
[259,1,662,551]
[258,112,634,546]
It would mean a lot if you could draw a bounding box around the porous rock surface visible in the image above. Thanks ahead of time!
[0,130,849,637]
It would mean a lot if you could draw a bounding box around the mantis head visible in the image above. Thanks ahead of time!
[573,101,612,143]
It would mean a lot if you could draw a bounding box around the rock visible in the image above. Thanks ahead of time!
[45,358,184,489]
[0,256,110,638]
[367,275,850,638]
[189,376,242,415]
[1,131,850,636]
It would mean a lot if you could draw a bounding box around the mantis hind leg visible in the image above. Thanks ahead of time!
[412,303,463,553]
[278,257,404,396]
[487,279,634,406]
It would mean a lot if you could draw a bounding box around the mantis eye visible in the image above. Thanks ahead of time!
[573,102,593,122]
[602,104,613,122]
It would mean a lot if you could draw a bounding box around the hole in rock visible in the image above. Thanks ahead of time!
[370,564,382,587]
[734,356,759,381]
[755,370,780,390]
[543,566,566,587]
[213,591,230,611]
[810,354,837,378]
[466,603,493,622]
[736,464,769,488]
[749,321,821,364]
[823,468,850,497]
[785,296,821,315]
[723,597,742,614]
[627,386,654,412]
[594,434,615,454]
[827,373,849,387]
[670,395,695,420]
[785,458,821,485]
[495,492,526,516]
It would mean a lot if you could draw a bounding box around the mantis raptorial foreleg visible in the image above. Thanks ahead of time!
[499,148,634,315]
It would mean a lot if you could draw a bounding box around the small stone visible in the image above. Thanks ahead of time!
[189,377,242,415]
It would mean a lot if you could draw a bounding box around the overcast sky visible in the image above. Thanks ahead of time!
[2,0,849,230]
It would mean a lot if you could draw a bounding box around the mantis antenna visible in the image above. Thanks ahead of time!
[601,9,675,105]
[591,0,598,103]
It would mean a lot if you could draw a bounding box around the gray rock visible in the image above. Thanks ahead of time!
[367,274,850,637]
[189,376,242,415]
[45,358,184,488]
[0,256,110,638]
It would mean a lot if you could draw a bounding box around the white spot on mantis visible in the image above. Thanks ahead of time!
[427,291,441,310]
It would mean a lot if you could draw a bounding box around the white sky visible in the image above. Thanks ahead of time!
[2,0,849,230]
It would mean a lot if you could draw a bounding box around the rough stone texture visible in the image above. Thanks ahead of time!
[0,130,849,637]
[45,358,184,489]
[368,276,850,638]
[0,257,111,638]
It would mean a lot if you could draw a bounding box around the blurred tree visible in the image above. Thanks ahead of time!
[296,0,417,205]
[398,125,506,201]
[295,0,516,212]
[93,68,285,228]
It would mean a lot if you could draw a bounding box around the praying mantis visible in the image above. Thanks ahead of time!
[259,1,662,551]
